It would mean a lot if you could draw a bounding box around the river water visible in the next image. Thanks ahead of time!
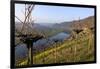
[15,32,70,60]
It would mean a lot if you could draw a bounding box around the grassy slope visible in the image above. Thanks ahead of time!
[16,31,94,66]
[33,34,94,64]
[15,16,95,66]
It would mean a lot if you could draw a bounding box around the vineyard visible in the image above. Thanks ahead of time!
[16,28,95,66]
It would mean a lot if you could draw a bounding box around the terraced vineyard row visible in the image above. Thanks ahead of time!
[33,35,94,64]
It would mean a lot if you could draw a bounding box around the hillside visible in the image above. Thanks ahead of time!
[50,16,94,33]
[15,16,94,37]
[15,16,95,67]
[71,16,94,30]
[16,26,95,66]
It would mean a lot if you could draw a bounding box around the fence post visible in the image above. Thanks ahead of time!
[26,39,33,66]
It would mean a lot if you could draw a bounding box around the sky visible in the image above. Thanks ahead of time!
[15,4,94,24]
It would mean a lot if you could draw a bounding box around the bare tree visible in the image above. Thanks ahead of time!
[15,4,44,66]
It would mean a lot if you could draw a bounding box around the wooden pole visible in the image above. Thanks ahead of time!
[26,39,33,65]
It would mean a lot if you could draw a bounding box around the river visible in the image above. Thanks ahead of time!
[15,32,70,61]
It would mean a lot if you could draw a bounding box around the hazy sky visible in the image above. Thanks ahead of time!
[15,4,94,23]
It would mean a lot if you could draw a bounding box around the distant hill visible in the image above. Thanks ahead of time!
[51,16,94,32]
[15,16,94,37]
[71,16,94,30]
